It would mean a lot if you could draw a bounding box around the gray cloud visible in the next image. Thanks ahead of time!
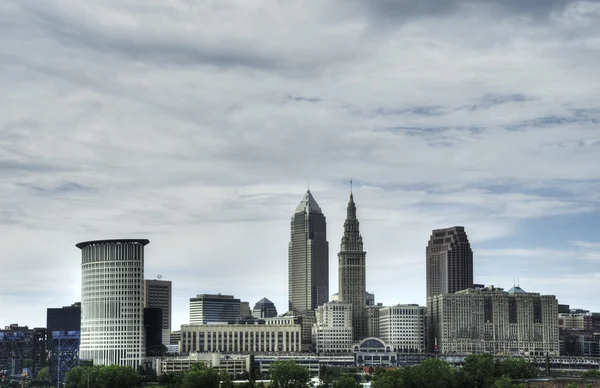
[1,0,600,327]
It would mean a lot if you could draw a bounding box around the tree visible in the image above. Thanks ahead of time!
[500,358,538,379]
[332,374,360,388]
[65,365,141,388]
[411,358,456,388]
[181,363,220,388]
[370,368,405,388]
[491,376,513,388]
[462,354,501,388]
[269,360,310,388]
[35,367,49,382]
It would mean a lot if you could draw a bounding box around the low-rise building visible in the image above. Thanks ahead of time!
[180,322,301,354]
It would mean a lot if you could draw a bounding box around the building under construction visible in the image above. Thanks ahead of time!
[0,324,46,377]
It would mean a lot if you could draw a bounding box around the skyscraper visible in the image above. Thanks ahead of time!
[288,190,329,314]
[77,239,148,368]
[338,192,367,341]
[426,226,473,298]
[144,278,172,345]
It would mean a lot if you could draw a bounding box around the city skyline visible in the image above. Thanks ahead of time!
[1,0,600,329]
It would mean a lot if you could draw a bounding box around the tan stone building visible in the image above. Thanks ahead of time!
[428,286,559,356]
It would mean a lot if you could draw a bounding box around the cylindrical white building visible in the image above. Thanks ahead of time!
[77,239,149,368]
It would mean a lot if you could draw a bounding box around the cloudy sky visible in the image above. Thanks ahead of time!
[1,0,600,329]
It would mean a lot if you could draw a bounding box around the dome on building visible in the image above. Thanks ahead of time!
[507,286,527,294]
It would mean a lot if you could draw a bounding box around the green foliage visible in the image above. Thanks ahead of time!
[491,376,513,388]
[499,358,538,379]
[332,374,360,388]
[180,363,221,388]
[35,366,49,382]
[65,365,142,388]
[582,370,600,378]
[462,353,501,388]
[370,368,405,388]
[270,360,310,388]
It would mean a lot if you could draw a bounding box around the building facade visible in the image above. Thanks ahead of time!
[288,190,329,315]
[426,226,473,299]
[77,239,148,368]
[365,305,381,339]
[379,304,426,353]
[312,301,353,355]
[253,298,278,319]
[189,294,241,324]
[428,286,560,356]
[180,323,302,354]
[145,279,172,345]
[337,192,367,341]
[47,303,81,386]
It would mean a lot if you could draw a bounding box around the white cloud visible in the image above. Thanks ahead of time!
[1,0,600,327]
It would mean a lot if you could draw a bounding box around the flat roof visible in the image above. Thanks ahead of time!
[76,239,150,249]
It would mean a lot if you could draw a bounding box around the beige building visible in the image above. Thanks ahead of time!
[180,322,301,354]
[312,301,353,355]
[379,304,426,353]
[428,286,559,356]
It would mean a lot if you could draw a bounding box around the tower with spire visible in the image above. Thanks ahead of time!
[338,187,367,341]
[288,190,329,315]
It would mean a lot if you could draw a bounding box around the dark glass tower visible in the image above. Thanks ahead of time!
[426,226,473,298]
[288,190,329,315]
[338,192,367,341]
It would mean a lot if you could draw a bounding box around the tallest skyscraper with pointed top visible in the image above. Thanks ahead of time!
[288,190,329,314]
[338,191,367,341]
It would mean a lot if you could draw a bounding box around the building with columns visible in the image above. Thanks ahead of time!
[179,322,301,354]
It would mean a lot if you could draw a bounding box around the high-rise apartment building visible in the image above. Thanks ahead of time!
[189,294,241,324]
[428,286,559,355]
[77,239,148,368]
[338,192,367,341]
[288,190,329,314]
[426,226,473,299]
[145,279,172,345]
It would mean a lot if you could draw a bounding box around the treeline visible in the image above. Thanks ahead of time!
[55,354,600,388]
[370,354,539,388]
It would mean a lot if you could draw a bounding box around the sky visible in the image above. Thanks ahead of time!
[1,0,599,330]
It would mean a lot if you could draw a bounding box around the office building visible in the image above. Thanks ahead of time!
[144,308,164,357]
[189,294,241,324]
[428,286,559,356]
[366,292,375,307]
[145,278,172,345]
[253,298,278,319]
[379,304,426,353]
[47,302,81,386]
[365,305,381,338]
[426,226,473,298]
[338,192,367,341]
[288,190,329,314]
[312,301,353,355]
[180,321,302,354]
[240,302,252,318]
[77,239,148,368]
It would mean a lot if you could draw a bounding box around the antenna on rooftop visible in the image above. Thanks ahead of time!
[350,178,353,193]
[157,274,162,280]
